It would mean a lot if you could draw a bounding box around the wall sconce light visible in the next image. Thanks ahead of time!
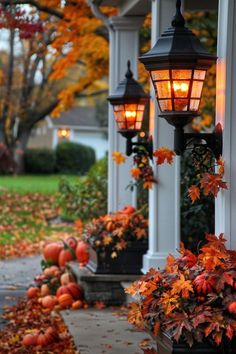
[139,0,222,159]
[108,61,153,158]
[58,128,70,139]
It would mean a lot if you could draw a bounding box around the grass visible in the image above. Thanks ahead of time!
[0,175,80,194]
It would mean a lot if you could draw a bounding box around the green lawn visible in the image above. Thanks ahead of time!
[0,175,79,194]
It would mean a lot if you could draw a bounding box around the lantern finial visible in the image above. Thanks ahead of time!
[172,0,185,28]
[125,60,133,79]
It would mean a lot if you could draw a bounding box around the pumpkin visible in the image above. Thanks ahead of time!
[72,300,83,310]
[121,205,136,214]
[193,274,215,294]
[43,242,63,264]
[45,326,57,341]
[76,241,90,266]
[56,283,83,300]
[58,293,74,308]
[22,333,38,346]
[27,287,39,299]
[67,282,84,300]
[60,272,75,286]
[43,265,59,277]
[41,284,51,297]
[65,236,78,250]
[228,302,236,314]
[41,295,58,309]
[37,331,53,347]
[58,248,75,267]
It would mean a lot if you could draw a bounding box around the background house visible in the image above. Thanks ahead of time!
[28,106,108,160]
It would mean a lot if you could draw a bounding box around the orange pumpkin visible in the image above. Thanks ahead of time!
[72,300,83,310]
[193,274,215,294]
[37,331,53,347]
[41,284,51,297]
[22,333,38,346]
[58,249,75,267]
[76,241,89,266]
[65,236,78,250]
[41,295,58,309]
[43,242,63,265]
[121,205,136,214]
[43,265,60,277]
[60,272,75,286]
[58,293,74,308]
[27,287,39,299]
[56,283,83,300]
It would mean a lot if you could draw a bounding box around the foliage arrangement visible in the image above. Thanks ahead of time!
[59,156,107,221]
[127,234,236,348]
[82,206,148,258]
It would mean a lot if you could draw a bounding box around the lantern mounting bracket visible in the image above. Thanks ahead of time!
[174,123,223,159]
[120,131,153,159]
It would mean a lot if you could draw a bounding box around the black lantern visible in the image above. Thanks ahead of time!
[108,61,152,157]
[139,0,222,158]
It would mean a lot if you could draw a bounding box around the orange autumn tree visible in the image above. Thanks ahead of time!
[0,1,114,173]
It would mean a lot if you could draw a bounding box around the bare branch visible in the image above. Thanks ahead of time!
[86,0,112,29]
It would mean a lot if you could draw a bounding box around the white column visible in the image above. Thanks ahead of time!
[108,16,144,212]
[215,0,236,249]
[142,0,181,272]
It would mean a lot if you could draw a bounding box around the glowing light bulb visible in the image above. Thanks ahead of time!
[173,82,189,94]
[125,111,136,119]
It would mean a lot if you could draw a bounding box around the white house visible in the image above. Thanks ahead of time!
[88,0,236,271]
[28,106,108,160]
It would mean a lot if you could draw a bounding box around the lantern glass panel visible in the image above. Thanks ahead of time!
[190,99,200,111]
[156,81,171,98]
[173,81,190,98]
[191,81,204,98]
[159,99,172,111]
[151,70,169,81]
[113,103,145,131]
[172,69,192,79]
[194,70,206,80]
[174,99,188,111]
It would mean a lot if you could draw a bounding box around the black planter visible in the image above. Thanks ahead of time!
[86,240,148,274]
[156,332,235,354]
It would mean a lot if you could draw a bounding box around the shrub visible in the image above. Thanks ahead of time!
[25,148,56,174]
[55,142,96,175]
[58,156,108,221]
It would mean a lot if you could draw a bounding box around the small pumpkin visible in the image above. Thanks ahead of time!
[58,248,75,267]
[67,282,84,300]
[56,285,69,298]
[228,301,236,314]
[22,333,38,346]
[41,284,51,297]
[75,241,90,266]
[43,242,63,265]
[43,265,59,277]
[27,287,39,299]
[37,331,53,347]
[65,236,78,250]
[41,295,58,309]
[60,272,75,286]
[72,300,83,310]
[121,205,136,214]
[58,293,74,308]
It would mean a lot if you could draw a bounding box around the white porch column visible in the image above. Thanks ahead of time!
[215,0,236,249]
[108,16,143,212]
[142,0,181,272]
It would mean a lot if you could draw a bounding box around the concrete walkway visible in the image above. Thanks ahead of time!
[63,308,156,354]
[0,256,41,328]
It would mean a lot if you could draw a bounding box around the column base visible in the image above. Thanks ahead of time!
[142,251,180,274]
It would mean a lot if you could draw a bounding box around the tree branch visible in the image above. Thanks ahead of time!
[86,0,112,29]
[1,0,63,18]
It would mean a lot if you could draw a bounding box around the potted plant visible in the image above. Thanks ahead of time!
[126,234,236,353]
[83,206,148,274]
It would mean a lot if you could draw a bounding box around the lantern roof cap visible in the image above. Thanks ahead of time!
[140,0,216,70]
[108,61,149,104]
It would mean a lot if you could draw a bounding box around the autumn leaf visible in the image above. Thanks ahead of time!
[112,151,127,165]
[164,312,192,342]
[134,227,147,239]
[131,168,141,179]
[143,179,154,189]
[171,274,194,299]
[217,158,225,176]
[200,173,228,197]
[127,302,145,329]
[139,280,158,296]
[153,147,176,165]
[188,185,200,203]
[158,291,180,315]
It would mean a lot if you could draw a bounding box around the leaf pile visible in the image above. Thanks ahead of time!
[0,192,76,260]
[0,298,77,353]
[126,234,236,347]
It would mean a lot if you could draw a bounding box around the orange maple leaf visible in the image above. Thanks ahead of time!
[134,227,147,239]
[188,185,200,203]
[171,274,194,299]
[131,168,141,179]
[143,179,153,189]
[200,173,228,197]
[153,147,176,165]
[127,302,145,329]
[112,151,127,165]
[217,158,225,176]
